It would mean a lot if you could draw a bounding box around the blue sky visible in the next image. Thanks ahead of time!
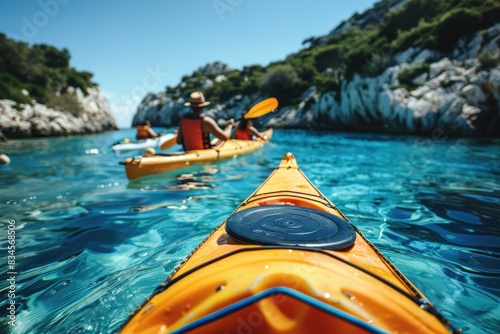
[0,0,376,127]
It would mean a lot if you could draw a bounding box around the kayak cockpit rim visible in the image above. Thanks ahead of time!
[120,244,460,334]
[169,286,388,334]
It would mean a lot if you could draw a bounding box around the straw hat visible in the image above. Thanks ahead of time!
[184,91,210,107]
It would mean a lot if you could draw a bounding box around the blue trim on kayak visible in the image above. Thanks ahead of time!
[170,286,387,334]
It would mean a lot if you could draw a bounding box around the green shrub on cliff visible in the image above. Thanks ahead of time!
[388,0,500,53]
[478,52,500,70]
[259,64,302,105]
[45,92,84,116]
[0,72,32,105]
[0,33,95,111]
[365,52,393,77]
[397,62,430,89]
[169,0,497,107]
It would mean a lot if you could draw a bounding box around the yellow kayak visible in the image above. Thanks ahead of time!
[121,152,459,333]
[122,129,272,180]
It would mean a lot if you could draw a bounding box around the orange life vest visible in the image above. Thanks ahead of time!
[136,125,150,139]
[234,128,252,140]
[181,117,211,150]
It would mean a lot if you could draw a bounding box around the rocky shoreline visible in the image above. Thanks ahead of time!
[0,86,117,140]
[285,58,500,137]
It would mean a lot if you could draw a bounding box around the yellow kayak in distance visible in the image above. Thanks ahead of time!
[120,152,460,334]
[122,129,272,180]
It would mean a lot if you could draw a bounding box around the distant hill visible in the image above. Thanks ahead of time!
[135,0,500,137]
[0,34,117,139]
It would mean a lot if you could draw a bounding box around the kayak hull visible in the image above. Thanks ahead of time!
[112,133,176,153]
[122,129,273,180]
[121,152,456,334]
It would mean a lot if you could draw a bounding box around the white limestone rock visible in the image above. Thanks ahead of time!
[461,84,488,105]
[0,86,117,139]
[430,58,452,78]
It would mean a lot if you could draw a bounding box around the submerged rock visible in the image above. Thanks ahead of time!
[0,154,10,164]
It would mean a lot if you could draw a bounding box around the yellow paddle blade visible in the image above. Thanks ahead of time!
[160,135,178,150]
[244,97,278,119]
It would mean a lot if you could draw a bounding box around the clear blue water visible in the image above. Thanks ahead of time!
[0,128,499,333]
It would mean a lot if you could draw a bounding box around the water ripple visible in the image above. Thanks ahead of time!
[1,130,499,334]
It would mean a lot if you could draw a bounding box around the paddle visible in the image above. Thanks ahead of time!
[242,97,278,120]
[160,134,179,150]
[160,97,278,150]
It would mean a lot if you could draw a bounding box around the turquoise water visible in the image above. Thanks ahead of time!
[0,128,499,333]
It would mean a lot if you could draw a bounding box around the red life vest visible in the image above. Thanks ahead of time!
[234,128,252,140]
[136,125,150,139]
[181,117,211,150]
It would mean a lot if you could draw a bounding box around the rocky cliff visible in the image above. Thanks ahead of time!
[0,86,117,139]
[277,24,500,136]
[133,22,500,137]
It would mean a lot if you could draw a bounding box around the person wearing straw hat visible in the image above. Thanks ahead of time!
[176,91,234,151]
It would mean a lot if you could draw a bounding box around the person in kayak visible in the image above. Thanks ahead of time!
[176,91,234,150]
[232,118,268,140]
[136,120,159,140]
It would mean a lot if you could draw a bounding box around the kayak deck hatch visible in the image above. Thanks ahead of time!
[226,205,356,250]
